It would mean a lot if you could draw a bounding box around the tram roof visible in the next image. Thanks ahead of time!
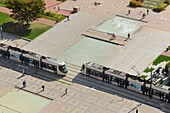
[43,57,65,66]
[0,44,9,51]
[146,84,170,94]
[106,68,127,78]
[85,62,104,70]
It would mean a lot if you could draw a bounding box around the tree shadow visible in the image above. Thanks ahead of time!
[2,22,32,37]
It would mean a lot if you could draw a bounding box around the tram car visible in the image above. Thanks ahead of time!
[0,44,68,76]
[80,62,170,103]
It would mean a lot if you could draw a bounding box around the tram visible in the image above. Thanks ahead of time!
[0,44,68,76]
[80,62,170,103]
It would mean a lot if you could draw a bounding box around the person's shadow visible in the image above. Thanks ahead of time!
[17,74,25,79]
[61,93,66,97]
[37,89,44,94]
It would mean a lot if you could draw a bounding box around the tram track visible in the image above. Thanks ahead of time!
[73,75,170,112]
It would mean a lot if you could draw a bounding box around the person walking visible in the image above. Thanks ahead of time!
[127,33,130,39]
[67,15,70,21]
[65,88,67,94]
[142,13,146,19]
[147,9,149,15]
[136,108,138,113]
[42,85,45,91]
[58,6,60,11]
[22,81,26,88]
[128,9,130,14]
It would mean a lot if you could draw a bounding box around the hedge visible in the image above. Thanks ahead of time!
[153,3,168,12]
[164,0,170,5]
[42,10,66,22]
[129,0,142,7]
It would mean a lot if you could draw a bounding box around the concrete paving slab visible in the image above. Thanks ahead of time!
[22,12,104,57]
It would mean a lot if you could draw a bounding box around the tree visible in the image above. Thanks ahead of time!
[5,0,45,24]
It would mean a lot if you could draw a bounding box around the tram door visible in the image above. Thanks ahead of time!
[54,66,57,74]
[103,74,112,83]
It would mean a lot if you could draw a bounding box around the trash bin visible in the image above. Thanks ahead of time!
[73,6,80,13]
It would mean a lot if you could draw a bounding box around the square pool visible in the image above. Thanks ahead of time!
[95,16,142,38]
[0,88,51,113]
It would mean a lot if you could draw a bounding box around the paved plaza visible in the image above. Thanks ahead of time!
[0,58,164,113]
[22,0,170,75]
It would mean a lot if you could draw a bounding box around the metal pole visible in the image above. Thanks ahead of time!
[149,70,152,99]
[0,27,3,40]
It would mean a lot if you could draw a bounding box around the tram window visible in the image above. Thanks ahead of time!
[29,59,33,64]
[22,57,29,64]
[33,60,39,68]
[42,63,54,69]
[95,71,101,77]
[153,90,160,97]
[111,77,117,82]
[1,51,9,58]
[86,68,90,75]
[90,70,95,75]
[48,64,54,70]
[59,65,68,73]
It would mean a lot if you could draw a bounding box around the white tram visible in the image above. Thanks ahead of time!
[0,44,68,76]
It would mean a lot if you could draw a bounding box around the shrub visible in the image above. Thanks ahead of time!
[153,3,168,12]
[42,10,66,22]
[168,45,170,50]
[166,61,170,68]
[164,0,170,5]
[129,0,142,7]
[43,10,54,17]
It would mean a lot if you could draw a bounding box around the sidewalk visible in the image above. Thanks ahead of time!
[44,0,72,16]
[162,50,170,57]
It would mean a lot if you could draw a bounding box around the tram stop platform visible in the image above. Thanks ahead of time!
[82,29,127,46]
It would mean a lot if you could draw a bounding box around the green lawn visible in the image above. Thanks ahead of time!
[153,55,170,65]
[0,11,13,24]
[0,11,52,40]
[25,22,52,40]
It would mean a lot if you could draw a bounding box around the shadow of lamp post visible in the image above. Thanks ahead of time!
[132,66,140,76]
[149,70,153,99]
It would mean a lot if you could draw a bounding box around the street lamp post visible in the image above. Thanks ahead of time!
[0,26,3,40]
[149,70,153,99]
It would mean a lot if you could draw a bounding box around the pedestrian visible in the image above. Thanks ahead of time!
[58,6,60,11]
[22,81,26,88]
[127,33,130,39]
[55,19,58,24]
[136,108,138,113]
[65,88,67,94]
[42,85,45,91]
[122,97,124,101]
[67,15,70,21]
[142,13,146,19]
[147,9,149,15]
[128,9,130,14]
